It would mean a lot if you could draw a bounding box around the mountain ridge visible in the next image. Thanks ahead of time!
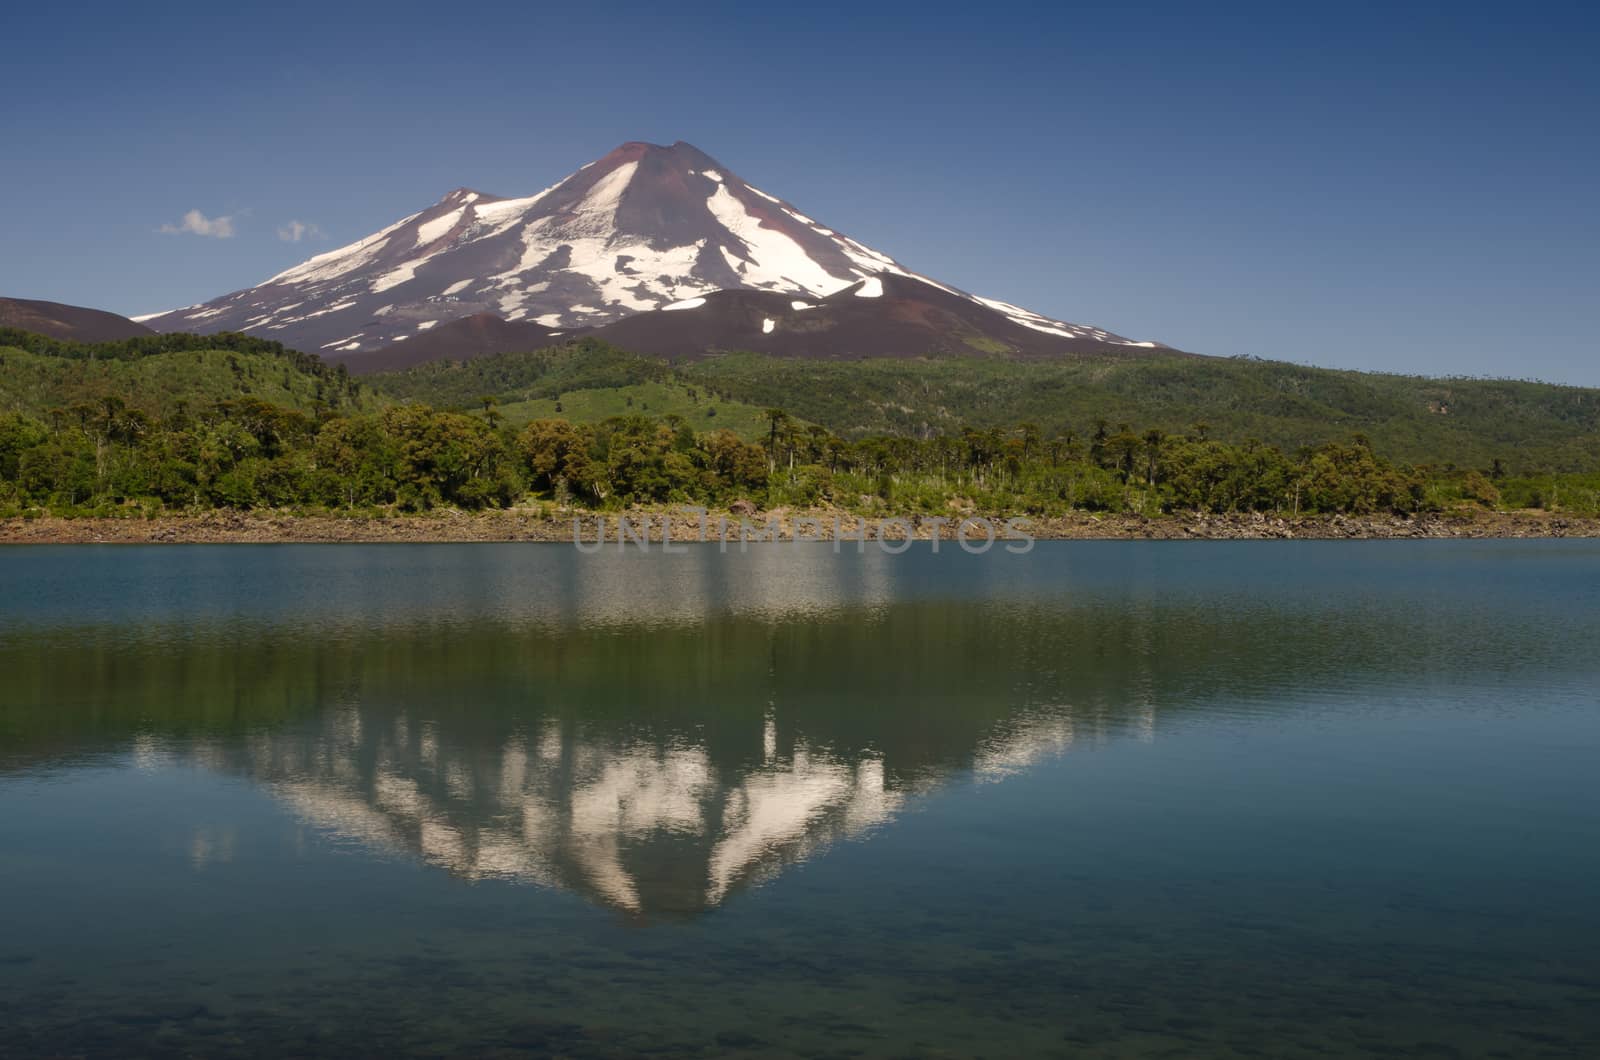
[0,297,155,343]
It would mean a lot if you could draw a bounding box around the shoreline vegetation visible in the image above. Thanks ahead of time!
[3,507,1596,545]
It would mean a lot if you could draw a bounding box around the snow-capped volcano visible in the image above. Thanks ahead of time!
[141,140,1138,358]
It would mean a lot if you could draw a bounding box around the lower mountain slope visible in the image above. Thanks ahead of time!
[338,273,1161,373]
[364,341,1600,473]
[586,274,1171,362]
[350,313,561,373]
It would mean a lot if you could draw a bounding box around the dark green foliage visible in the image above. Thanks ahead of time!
[0,400,515,513]
[5,393,1598,518]
[366,338,668,409]
[0,412,48,481]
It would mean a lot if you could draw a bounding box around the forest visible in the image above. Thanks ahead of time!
[4,330,1599,519]
[3,394,1596,519]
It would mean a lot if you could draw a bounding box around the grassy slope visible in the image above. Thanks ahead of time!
[0,345,371,418]
[367,339,778,439]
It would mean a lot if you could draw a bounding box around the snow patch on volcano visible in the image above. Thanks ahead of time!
[705,185,852,294]
[267,213,420,285]
[415,208,465,247]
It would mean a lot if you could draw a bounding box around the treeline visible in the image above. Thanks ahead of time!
[0,400,763,513]
[752,415,1585,516]
[2,399,1596,517]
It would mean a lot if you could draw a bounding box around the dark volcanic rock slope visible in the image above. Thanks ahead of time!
[352,313,559,373]
[140,141,1146,360]
[0,297,155,342]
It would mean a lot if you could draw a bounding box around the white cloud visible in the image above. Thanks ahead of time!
[277,220,324,243]
[160,209,235,238]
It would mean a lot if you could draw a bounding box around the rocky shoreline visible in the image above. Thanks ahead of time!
[2,507,1597,545]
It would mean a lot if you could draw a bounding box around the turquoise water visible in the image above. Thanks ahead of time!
[2,541,1598,1057]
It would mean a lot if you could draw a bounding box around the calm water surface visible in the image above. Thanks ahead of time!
[2,541,1598,1057]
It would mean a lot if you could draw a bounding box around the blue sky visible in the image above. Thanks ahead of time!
[3,1,1597,382]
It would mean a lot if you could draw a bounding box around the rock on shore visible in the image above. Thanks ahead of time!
[1,508,1596,545]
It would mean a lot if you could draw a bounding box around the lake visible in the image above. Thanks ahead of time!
[2,541,1598,1057]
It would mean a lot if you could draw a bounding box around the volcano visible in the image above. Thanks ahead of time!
[138,141,1151,366]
